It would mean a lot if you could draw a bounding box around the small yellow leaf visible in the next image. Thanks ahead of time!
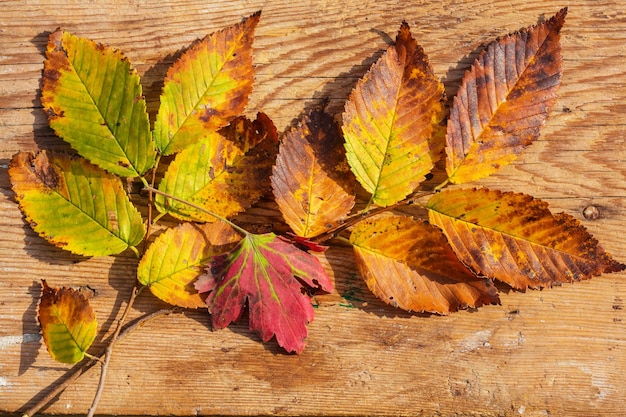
[38,280,97,364]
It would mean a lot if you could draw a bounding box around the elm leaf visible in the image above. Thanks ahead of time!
[445,8,566,184]
[272,106,355,238]
[154,12,260,155]
[9,151,145,256]
[137,222,240,308]
[350,215,499,314]
[196,233,333,353]
[38,280,97,364]
[427,187,626,289]
[342,21,446,206]
[155,113,277,223]
[41,29,154,178]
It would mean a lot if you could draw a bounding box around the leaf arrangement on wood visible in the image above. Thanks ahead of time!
[8,7,625,414]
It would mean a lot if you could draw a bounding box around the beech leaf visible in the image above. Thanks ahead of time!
[154,12,260,155]
[342,21,446,207]
[272,106,356,238]
[38,280,97,364]
[9,151,145,256]
[427,187,625,290]
[350,214,499,314]
[195,233,333,353]
[41,29,154,178]
[445,8,567,184]
[137,222,240,308]
[155,113,278,222]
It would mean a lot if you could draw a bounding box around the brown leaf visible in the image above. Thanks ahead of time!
[272,106,355,238]
[350,214,500,314]
[446,8,567,184]
[427,187,625,290]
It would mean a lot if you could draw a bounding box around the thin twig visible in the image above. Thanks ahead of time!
[21,304,172,417]
[144,185,250,236]
[86,283,141,416]
[312,190,435,243]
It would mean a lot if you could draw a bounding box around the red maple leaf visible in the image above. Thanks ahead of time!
[195,232,333,353]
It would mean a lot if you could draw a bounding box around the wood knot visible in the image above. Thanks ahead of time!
[582,205,600,220]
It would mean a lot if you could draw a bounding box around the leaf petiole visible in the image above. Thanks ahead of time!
[143,185,249,237]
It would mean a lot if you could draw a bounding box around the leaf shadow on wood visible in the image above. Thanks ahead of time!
[19,281,43,376]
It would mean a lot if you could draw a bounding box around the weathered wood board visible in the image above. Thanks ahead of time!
[1,0,626,415]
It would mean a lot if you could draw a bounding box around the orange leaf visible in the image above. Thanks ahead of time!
[427,187,625,290]
[342,22,446,206]
[154,12,260,155]
[446,8,567,184]
[350,215,499,314]
[272,106,355,238]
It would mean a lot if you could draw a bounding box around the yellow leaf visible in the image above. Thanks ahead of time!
[154,12,260,155]
[342,21,445,206]
[38,280,97,364]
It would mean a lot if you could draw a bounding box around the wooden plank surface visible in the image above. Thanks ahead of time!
[1,0,626,415]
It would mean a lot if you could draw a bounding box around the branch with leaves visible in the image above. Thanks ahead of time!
[8,7,625,414]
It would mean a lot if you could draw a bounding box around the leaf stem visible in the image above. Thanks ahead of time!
[144,185,250,237]
[312,190,435,243]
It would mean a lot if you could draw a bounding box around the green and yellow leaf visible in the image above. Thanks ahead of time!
[155,113,278,223]
[350,214,499,313]
[9,151,145,256]
[427,187,625,289]
[445,8,566,184]
[38,280,97,364]
[41,29,154,178]
[342,21,446,207]
[137,222,240,308]
[153,12,260,155]
[272,106,356,238]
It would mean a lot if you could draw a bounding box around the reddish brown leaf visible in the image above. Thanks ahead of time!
[272,106,355,238]
[350,215,499,314]
[195,233,333,353]
[427,187,625,289]
[446,8,567,184]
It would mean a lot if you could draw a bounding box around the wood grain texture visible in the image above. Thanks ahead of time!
[1,0,626,415]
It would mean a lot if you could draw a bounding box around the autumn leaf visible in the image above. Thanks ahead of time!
[41,29,154,178]
[155,113,278,222]
[38,280,97,364]
[350,214,499,313]
[137,222,240,308]
[445,8,566,184]
[342,21,446,207]
[272,106,355,238]
[195,233,333,353]
[427,187,625,290]
[153,12,260,155]
[9,151,145,256]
